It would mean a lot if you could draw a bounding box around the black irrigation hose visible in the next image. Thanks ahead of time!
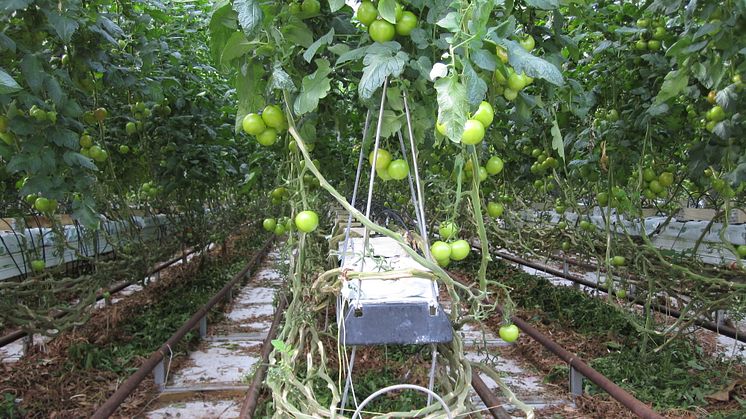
[494,250,746,344]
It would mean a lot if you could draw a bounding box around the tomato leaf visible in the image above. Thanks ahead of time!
[1,0,32,13]
[386,86,404,111]
[524,0,558,9]
[209,3,238,64]
[235,62,266,132]
[436,12,461,32]
[20,54,43,93]
[328,0,345,12]
[463,60,487,106]
[268,62,296,92]
[715,85,737,111]
[471,48,497,71]
[63,152,98,171]
[435,74,468,143]
[378,0,398,24]
[378,110,402,139]
[72,198,100,230]
[44,11,79,43]
[0,68,22,94]
[654,70,688,104]
[233,0,263,38]
[336,45,368,66]
[303,28,334,63]
[495,39,564,86]
[219,31,252,69]
[283,20,314,48]
[359,43,408,100]
[551,117,565,161]
[295,59,332,115]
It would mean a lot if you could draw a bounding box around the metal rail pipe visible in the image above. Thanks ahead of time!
[495,251,746,343]
[508,315,664,419]
[471,373,512,419]
[239,292,289,418]
[91,237,273,418]
[0,245,203,349]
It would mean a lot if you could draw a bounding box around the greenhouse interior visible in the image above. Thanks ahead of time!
[1,0,745,418]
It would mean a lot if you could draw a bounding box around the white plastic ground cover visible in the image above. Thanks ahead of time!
[338,236,437,304]
[519,208,746,265]
[0,214,169,281]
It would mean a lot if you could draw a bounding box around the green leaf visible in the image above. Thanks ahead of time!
[1,0,32,13]
[0,67,22,94]
[63,152,98,171]
[336,45,368,65]
[715,84,737,110]
[654,70,688,104]
[50,128,79,149]
[378,110,402,138]
[359,43,408,99]
[303,28,335,63]
[268,62,296,92]
[20,54,43,93]
[378,0,398,24]
[45,11,79,43]
[235,62,266,133]
[72,198,100,230]
[284,21,314,48]
[209,3,238,65]
[436,12,461,32]
[220,31,252,68]
[472,49,497,71]
[294,59,332,115]
[44,77,64,106]
[328,0,345,12]
[386,86,404,111]
[524,0,558,9]
[498,39,564,86]
[233,0,263,37]
[463,61,487,106]
[435,74,468,143]
[550,117,565,161]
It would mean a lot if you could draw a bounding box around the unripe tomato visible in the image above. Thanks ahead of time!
[611,256,626,266]
[368,148,392,170]
[461,119,485,145]
[648,180,664,193]
[30,259,46,273]
[472,101,494,128]
[118,145,130,154]
[257,128,278,146]
[737,245,746,258]
[499,324,520,342]
[125,122,137,135]
[647,40,661,51]
[94,107,108,122]
[430,241,451,261]
[34,197,51,212]
[395,11,417,36]
[369,20,395,43]
[487,202,504,218]
[301,0,320,15]
[295,210,319,233]
[449,240,470,261]
[242,113,266,135]
[519,35,535,51]
[635,40,647,50]
[507,73,526,91]
[79,134,93,148]
[503,87,518,101]
[261,105,286,129]
[658,172,674,188]
[356,1,378,26]
[274,224,286,235]
[706,90,717,104]
[387,159,409,180]
[436,121,447,136]
[495,45,508,64]
[486,156,503,175]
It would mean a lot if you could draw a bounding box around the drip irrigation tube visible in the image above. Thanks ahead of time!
[508,315,664,419]
[494,250,746,344]
[0,244,204,349]
[91,236,274,418]
[239,292,289,418]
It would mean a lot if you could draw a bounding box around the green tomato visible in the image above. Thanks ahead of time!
[387,159,409,180]
[242,113,266,135]
[642,167,656,182]
[487,202,504,218]
[295,210,319,233]
[263,218,277,232]
[495,45,508,64]
[449,240,470,261]
[274,224,286,235]
[635,40,648,51]
[395,11,417,36]
[118,145,130,154]
[430,241,452,261]
[257,128,278,146]
[478,166,488,182]
[369,20,395,43]
[486,156,504,175]
[369,148,392,170]
[649,180,664,194]
[356,1,378,26]
[507,73,526,91]
[438,221,458,240]
[125,122,137,135]
[261,105,286,129]
[596,192,609,206]
[611,256,626,267]
[30,259,46,273]
[658,172,674,188]
[377,166,392,181]
[34,197,51,212]
[499,324,520,342]
[472,101,494,128]
[301,0,320,15]
[503,87,518,101]
[519,35,535,51]
[709,106,726,122]
[647,40,661,51]
[737,244,746,258]
[461,119,485,145]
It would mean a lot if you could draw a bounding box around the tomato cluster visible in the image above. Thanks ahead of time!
[242,105,288,147]
[430,222,471,267]
[368,148,409,181]
[356,1,418,43]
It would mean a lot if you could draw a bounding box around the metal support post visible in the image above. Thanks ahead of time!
[199,316,207,339]
[715,310,726,327]
[154,359,166,390]
[569,365,584,397]
[427,344,438,406]
[340,346,358,412]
